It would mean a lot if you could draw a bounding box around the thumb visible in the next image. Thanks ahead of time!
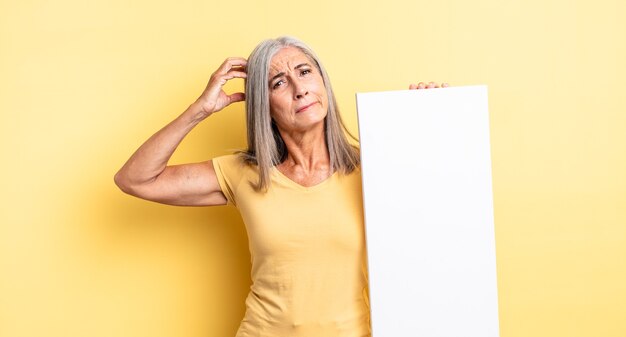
[228,92,246,104]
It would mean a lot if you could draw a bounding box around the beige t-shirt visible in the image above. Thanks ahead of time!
[212,154,370,337]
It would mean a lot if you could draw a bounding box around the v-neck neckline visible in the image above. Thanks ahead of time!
[272,167,338,192]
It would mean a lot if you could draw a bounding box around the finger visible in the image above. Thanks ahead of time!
[409,83,417,90]
[222,71,248,80]
[228,92,245,103]
[442,82,449,88]
[210,71,247,89]
[434,83,440,88]
[216,57,248,75]
[427,82,436,89]
[417,82,426,89]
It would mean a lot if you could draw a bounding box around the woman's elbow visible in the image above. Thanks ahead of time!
[114,170,135,195]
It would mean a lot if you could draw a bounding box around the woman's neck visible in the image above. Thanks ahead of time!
[277,126,332,185]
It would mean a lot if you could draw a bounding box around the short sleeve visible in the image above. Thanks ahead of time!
[212,154,241,207]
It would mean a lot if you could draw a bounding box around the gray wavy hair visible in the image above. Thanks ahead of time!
[240,36,360,191]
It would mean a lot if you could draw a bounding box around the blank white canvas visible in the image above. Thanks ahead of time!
[356,85,499,337]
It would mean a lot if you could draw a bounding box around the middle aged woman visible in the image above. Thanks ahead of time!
[114,36,446,337]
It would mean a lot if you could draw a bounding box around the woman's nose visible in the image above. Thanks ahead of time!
[293,80,308,99]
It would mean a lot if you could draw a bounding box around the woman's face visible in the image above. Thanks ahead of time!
[268,47,328,134]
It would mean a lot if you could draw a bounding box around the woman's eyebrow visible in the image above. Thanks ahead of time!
[270,72,285,83]
[269,63,312,84]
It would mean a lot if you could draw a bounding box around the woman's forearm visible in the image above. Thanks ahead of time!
[114,102,205,192]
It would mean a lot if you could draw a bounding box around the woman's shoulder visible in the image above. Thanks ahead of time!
[212,153,241,166]
[212,153,257,175]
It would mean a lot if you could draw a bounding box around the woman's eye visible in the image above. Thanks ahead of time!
[273,80,285,89]
[301,69,311,76]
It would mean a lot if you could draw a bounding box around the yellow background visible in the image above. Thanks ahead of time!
[1,0,624,336]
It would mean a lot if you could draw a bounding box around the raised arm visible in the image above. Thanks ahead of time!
[114,57,247,206]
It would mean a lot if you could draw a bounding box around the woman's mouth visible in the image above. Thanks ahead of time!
[296,102,317,113]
